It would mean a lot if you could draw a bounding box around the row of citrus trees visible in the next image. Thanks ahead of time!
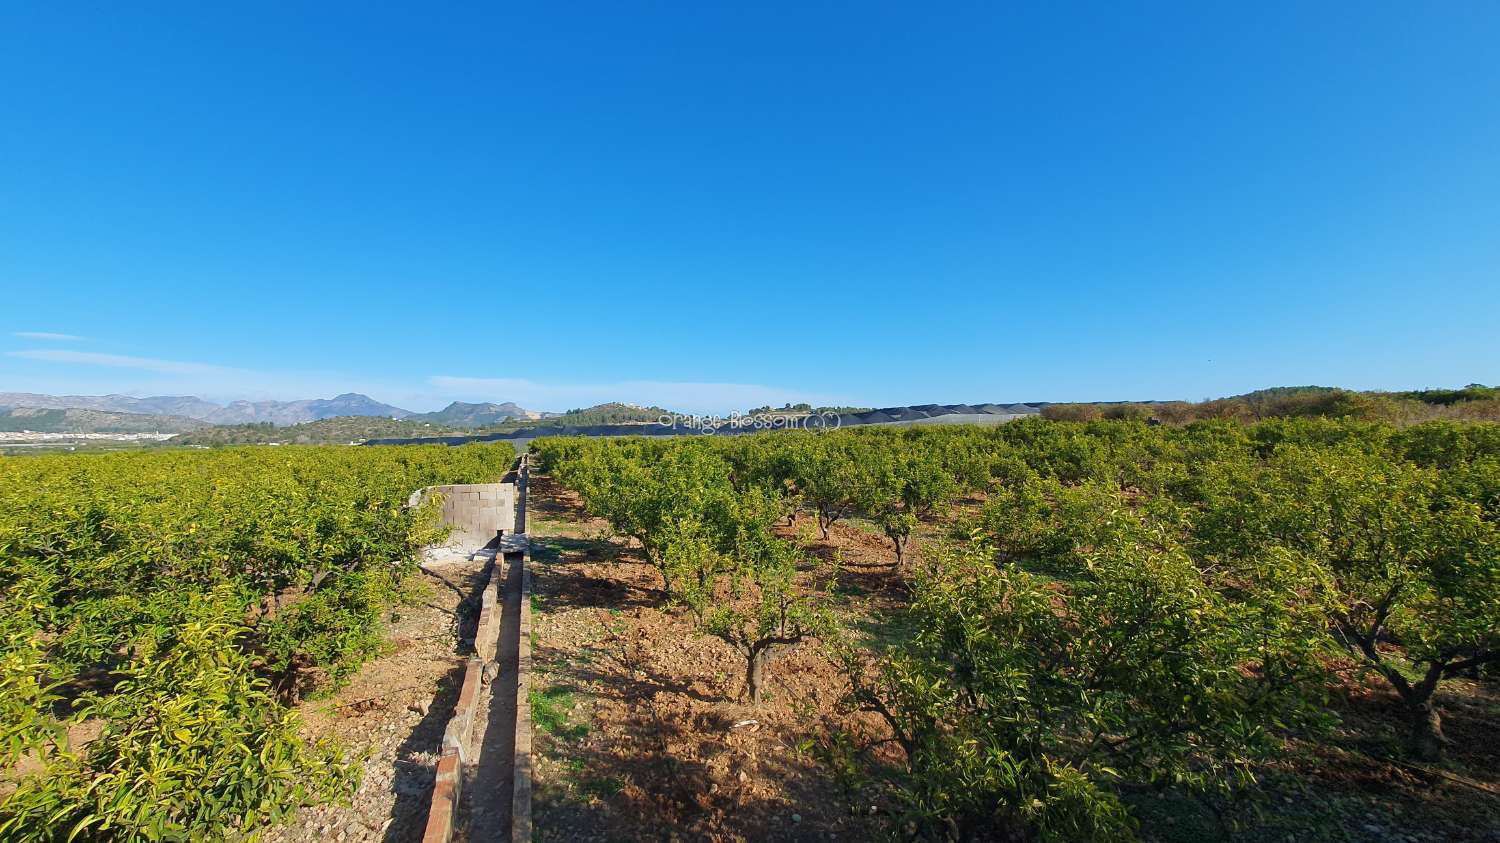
[533,418,1500,841]
[0,442,514,841]
[534,438,834,704]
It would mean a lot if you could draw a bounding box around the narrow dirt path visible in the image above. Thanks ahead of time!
[268,456,530,843]
[261,561,489,843]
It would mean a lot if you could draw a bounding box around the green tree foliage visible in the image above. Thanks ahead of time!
[0,442,514,838]
[536,435,835,704]
[1040,383,1500,426]
[688,537,834,705]
[844,531,1325,841]
[0,617,356,841]
[536,415,1500,837]
[1195,444,1500,759]
[859,445,954,569]
[548,441,738,599]
[0,633,65,769]
[792,437,878,539]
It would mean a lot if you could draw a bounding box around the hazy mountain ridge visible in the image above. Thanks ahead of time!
[167,416,464,446]
[0,391,416,426]
[0,407,209,434]
[213,393,414,426]
[406,401,537,427]
[0,392,227,419]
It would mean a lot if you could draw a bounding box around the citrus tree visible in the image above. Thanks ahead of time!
[859,446,954,570]
[1196,445,1500,759]
[791,437,878,540]
[843,530,1326,840]
[0,442,514,837]
[688,534,833,705]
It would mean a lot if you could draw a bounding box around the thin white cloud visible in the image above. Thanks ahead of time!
[1,348,855,415]
[3,349,438,409]
[6,349,244,376]
[13,331,85,342]
[427,375,847,415]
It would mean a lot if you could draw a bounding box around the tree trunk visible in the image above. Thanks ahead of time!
[642,543,672,602]
[746,649,768,705]
[1409,701,1448,761]
[818,510,831,540]
[891,534,906,571]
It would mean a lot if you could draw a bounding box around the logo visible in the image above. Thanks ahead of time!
[655,411,843,435]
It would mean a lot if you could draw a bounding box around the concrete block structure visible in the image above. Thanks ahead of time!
[409,482,517,549]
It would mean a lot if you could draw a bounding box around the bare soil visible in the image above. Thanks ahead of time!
[1192,668,1500,843]
[524,474,900,843]
[525,472,1500,843]
[263,559,491,843]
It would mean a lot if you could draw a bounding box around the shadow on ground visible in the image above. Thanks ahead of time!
[380,561,493,843]
[457,551,523,841]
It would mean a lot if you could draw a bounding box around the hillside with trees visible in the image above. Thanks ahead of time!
[546,402,670,425]
[0,407,207,433]
[464,402,672,433]
[168,416,465,446]
[742,402,874,415]
[406,401,534,427]
[1042,384,1500,424]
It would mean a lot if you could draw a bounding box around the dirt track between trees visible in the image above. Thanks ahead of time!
[261,560,488,843]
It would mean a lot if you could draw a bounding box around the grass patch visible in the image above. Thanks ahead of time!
[392,574,435,609]
[849,608,920,653]
[529,539,563,565]
[531,685,588,740]
[580,776,625,799]
[839,582,869,597]
[842,516,887,537]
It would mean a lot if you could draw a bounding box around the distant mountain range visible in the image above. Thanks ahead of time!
[0,392,546,429]
[407,401,541,427]
[0,407,209,434]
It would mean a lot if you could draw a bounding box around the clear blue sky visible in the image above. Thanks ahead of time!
[2,2,1497,413]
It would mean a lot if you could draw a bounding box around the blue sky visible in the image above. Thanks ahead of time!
[2,2,1497,413]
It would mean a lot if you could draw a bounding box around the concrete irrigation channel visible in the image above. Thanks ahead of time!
[415,455,534,843]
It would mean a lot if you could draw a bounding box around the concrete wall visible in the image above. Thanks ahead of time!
[410,482,517,549]
[420,456,528,843]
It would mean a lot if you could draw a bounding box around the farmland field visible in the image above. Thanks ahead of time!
[0,443,515,840]
[2,417,1498,843]
[526,419,1500,842]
